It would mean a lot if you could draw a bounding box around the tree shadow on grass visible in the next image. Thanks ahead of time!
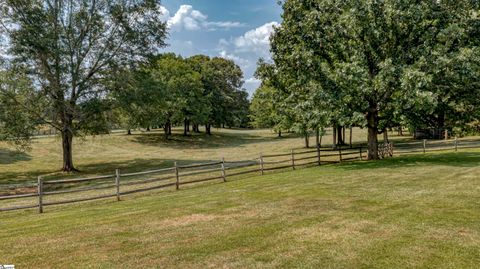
[0,148,32,165]
[337,152,480,172]
[131,130,296,149]
[0,157,228,186]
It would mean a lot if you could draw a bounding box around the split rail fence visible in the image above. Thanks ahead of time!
[1,137,478,214]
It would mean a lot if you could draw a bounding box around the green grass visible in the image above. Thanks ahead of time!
[1,151,479,268]
[0,127,389,185]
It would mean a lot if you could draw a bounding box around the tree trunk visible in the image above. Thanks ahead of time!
[316,128,320,147]
[337,126,344,145]
[278,129,282,137]
[383,129,389,143]
[343,127,346,144]
[367,109,379,160]
[349,126,353,148]
[304,132,310,148]
[61,128,76,172]
[206,123,211,135]
[146,126,150,132]
[398,126,403,136]
[168,122,172,135]
[164,119,171,139]
[184,119,188,136]
[332,125,337,149]
[193,123,200,133]
[127,129,131,135]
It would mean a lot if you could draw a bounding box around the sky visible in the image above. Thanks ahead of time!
[160,0,283,96]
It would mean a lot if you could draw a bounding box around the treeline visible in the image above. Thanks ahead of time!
[113,53,250,138]
[249,0,480,160]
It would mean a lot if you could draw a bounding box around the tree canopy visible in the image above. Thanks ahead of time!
[0,0,168,171]
[254,0,480,159]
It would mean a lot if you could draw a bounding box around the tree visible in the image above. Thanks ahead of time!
[0,69,38,149]
[187,56,246,134]
[0,0,167,171]
[250,85,279,130]
[271,0,480,159]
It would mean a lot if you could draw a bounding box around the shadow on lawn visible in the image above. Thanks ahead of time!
[0,157,225,187]
[0,148,31,165]
[131,129,297,149]
[338,152,480,171]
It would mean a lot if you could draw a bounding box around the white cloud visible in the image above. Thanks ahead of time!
[163,5,246,32]
[215,22,279,95]
[219,50,250,67]
[245,77,261,85]
[158,6,170,22]
[233,22,279,56]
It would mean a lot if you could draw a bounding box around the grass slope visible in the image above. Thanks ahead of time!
[0,128,381,185]
[1,151,479,268]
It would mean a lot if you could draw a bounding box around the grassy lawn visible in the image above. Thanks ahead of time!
[0,127,396,185]
[1,150,479,268]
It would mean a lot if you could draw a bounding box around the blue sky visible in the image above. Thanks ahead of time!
[160,0,283,96]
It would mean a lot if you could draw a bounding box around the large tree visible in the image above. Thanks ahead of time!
[271,0,480,159]
[0,0,167,171]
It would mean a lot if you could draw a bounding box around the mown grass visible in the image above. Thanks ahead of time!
[1,150,479,268]
[0,127,389,185]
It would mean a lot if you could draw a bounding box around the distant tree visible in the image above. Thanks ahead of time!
[187,56,246,134]
[0,0,167,171]
[0,69,38,149]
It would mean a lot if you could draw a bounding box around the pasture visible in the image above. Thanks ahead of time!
[1,150,479,268]
[0,127,379,185]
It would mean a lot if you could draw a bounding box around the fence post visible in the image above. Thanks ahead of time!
[260,153,264,175]
[423,139,426,154]
[291,149,296,170]
[455,136,458,152]
[316,144,321,166]
[338,147,343,162]
[221,157,226,182]
[115,169,121,201]
[37,176,43,214]
[174,162,180,190]
[359,147,363,161]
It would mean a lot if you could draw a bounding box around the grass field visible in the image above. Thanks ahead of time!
[0,127,399,185]
[1,150,479,268]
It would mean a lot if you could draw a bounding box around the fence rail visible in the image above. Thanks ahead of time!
[1,138,478,214]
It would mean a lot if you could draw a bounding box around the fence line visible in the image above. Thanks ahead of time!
[1,138,478,214]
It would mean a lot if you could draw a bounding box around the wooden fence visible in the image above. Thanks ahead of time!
[1,137,478,214]
[0,146,368,213]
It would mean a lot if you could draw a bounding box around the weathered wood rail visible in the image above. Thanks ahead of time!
[0,138,477,214]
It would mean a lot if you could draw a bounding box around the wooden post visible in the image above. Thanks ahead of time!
[291,149,296,170]
[423,139,426,154]
[115,169,121,201]
[359,147,363,161]
[349,126,353,148]
[260,153,264,175]
[221,157,226,182]
[37,176,43,214]
[316,144,321,166]
[455,136,458,152]
[174,162,179,190]
[338,147,343,162]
